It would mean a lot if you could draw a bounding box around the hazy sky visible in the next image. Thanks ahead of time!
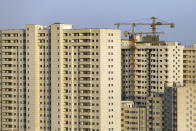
[0,0,195,44]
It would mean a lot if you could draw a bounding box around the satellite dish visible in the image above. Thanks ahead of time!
[124,31,130,37]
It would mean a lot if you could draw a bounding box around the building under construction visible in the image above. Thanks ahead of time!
[120,17,184,131]
[120,17,183,104]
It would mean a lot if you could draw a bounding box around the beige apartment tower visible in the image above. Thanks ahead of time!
[132,41,183,105]
[163,83,196,131]
[121,36,183,105]
[177,85,196,131]
[0,29,26,130]
[25,25,51,130]
[50,24,121,131]
[0,24,122,131]
[162,45,196,131]
[121,36,184,131]
[180,45,196,131]
[121,101,146,131]
[121,93,163,131]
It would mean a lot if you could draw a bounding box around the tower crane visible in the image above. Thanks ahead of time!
[114,16,175,41]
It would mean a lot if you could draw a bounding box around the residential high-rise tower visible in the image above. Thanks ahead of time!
[0,24,122,131]
[121,36,183,105]
[0,29,26,130]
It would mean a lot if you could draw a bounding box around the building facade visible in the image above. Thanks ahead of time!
[129,39,183,106]
[163,83,178,131]
[0,29,26,130]
[183,45,196,86]
[177,85,196,131]
[121,39,132,100]
[163,83,196,131]
[2,23,196,131]
[121,94,163,131]
[162,45,196,131]
[121,101,146,131]
[146,93,163,131]
[50,24,121,131]
[180,45,196,131]
[121,36,184,131]
[0,24,122,131]
[25,24,52,130]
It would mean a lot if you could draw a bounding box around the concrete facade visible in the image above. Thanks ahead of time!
[121,37,184,131]
[121,101,146,131]
[121,39,132,100]
[25,24,51,131]
[1,24,196,131]
[129,39,183,106]
[50,24,121,131]
[121,94,163,131]
[180,45,196,131]
[177,85,196,131]
[163,83,196,131]
[0,24,122,131]
[0,29,26,130]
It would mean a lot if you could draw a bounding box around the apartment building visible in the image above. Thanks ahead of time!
[122,44,196,131]
[121,39,132,100]
[146,93,163,131]
[0,29,26,130]
[162,45,196,131]
[163,83,178,131]
[121,93,163,131]
[121,101,146,131]
[180,45,196,131]
[121,37,143,101]
[25,24,52,131]
[120,36,184,130]
[0,24,122,131]
[163,82,196,131]
[177,86,196,130]
[51,24,121,131]
[129,37,183,105]
[183,44,196,86]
